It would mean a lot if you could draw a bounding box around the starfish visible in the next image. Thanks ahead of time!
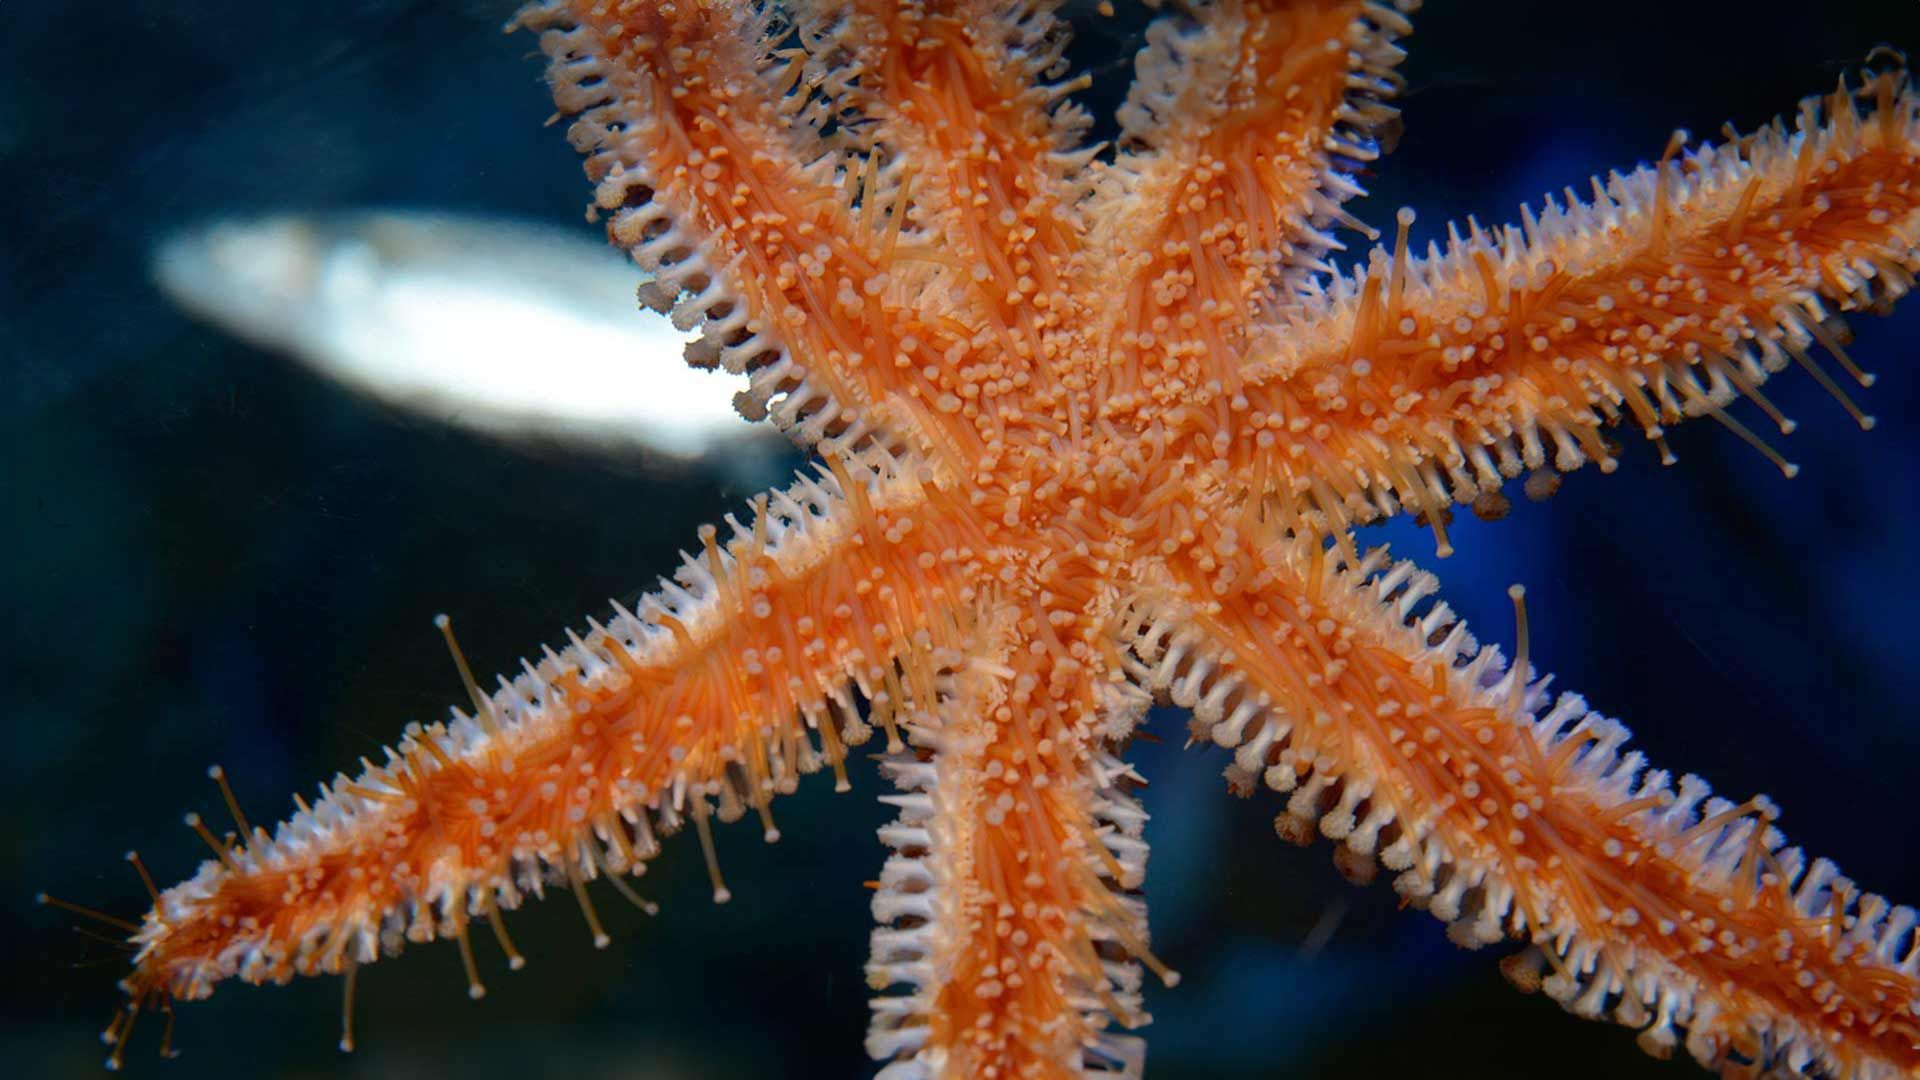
[83,1,1920,1076]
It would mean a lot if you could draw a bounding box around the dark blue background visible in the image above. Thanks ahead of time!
[4,1,1918,1076]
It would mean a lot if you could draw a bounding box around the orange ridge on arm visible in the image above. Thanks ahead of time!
[817,0,1095,285]
[1217,73,1920,542]
[790,0,1105,447]
[1080,0,1414,407]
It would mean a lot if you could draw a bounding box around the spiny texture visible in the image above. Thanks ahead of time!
[101,2,1920,1078]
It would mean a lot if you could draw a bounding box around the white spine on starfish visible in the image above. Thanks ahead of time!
[867,749,949,1078]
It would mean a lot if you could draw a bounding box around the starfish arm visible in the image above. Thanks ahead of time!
[785,0,1100,443]
[513,0,994,464]
[867,653,1165,1080]
[1079,0,1410,403]
[121,455,991,1006]
[802,0,1093,277]
[1133,532,1920,1078]
[1218,75,1920,539]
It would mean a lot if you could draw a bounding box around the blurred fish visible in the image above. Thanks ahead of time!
[152,210,769,459]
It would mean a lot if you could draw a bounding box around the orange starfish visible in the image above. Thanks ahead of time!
[84,1,1920,1076]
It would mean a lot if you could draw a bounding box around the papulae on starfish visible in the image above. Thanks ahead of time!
[80,1,1920,1076]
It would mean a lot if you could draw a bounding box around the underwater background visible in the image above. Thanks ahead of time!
[5,0,1920,1076]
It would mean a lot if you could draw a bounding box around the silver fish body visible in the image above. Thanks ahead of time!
[153,210,767,459]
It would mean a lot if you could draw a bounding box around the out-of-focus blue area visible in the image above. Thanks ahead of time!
[3,1,1917,1077]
